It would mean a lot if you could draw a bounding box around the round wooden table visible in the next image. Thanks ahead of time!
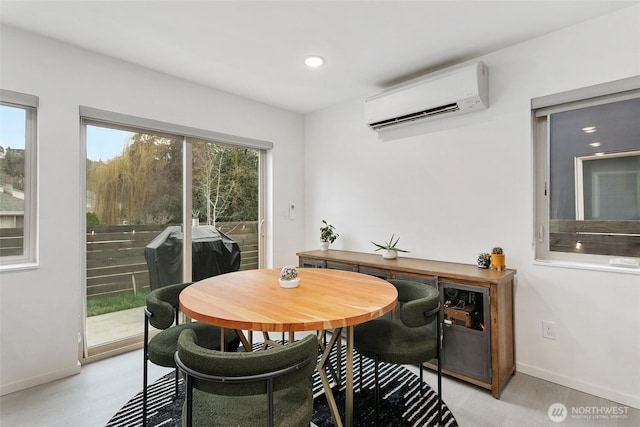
[180,268,398,427]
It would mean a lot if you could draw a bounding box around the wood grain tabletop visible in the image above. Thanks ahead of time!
[180,268,398,332]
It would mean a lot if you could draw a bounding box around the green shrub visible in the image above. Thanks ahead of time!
[86,212,100,226]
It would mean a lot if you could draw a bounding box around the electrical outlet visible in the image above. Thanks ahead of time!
[542,320,557,340]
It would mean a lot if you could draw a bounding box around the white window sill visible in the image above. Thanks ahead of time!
[0,261,39,272]
[533,258,640,275]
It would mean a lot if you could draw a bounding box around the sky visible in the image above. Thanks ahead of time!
[0,105,25,150]
[0,104,131,161]
[86,126,133,162]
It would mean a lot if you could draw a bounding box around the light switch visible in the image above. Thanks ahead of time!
[288,203,296,220]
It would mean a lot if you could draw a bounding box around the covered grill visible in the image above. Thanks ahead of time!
[145,225,241,290]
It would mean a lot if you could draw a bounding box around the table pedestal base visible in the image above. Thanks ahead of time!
[316,326,355,427]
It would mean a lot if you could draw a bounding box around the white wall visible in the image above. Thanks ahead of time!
[304,6,640,408]
[0,26,305,395]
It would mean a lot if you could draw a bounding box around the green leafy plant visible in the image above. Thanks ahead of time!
[492,246,504,255]
[279,266,299,281]
[477,252,491,268]
[371,234,410,253]
[478,252,491,262]
[320,220,339,243]
[86,211,100,226]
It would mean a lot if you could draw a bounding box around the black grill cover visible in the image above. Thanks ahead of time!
[145,225,241,290]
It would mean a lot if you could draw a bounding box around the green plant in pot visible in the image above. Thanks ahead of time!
[477,252,491,269]
[371,234,410,259]
[279,266,300,288]
[490,246,506,271]
[319,220,339,251]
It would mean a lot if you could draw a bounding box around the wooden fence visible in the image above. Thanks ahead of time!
[0,227,23,257]
[549,220,640,256]
[86,222,258,299]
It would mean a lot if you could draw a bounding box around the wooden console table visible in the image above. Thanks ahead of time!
[297,249,516,399]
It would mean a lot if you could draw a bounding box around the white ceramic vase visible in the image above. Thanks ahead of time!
[320,241,330,251]
[381,249,397,259]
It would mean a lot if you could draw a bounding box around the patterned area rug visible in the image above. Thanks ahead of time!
[107,344,458,427]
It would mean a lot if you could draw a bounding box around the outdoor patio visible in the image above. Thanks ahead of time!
[85,306,147,348]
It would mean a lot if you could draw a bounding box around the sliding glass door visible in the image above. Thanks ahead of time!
[82,120,264,360]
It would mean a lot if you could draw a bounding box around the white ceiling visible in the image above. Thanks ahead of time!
[1,1,637,114]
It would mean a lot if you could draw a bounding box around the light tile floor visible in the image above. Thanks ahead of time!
[1,337,638,427]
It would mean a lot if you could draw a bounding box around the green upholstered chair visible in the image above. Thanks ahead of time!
[354,279,442,426]
[175,332,318,427]
[143,282,240,427]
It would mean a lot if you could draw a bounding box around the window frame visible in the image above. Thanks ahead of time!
[532,76,640,273]
[0,89,38,269]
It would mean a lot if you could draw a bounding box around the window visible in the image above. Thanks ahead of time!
[575,150,640,221]
[533,77,640,269]
[0,90,38,267]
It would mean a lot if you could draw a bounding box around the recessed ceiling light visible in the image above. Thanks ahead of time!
[582,126,597,133]
[589,142,601,147]
[305,56,324,67]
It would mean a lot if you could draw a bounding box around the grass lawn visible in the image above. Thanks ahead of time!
[87,290,150,317]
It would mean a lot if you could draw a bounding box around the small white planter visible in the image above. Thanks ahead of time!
[381,249,398,259]
[279,278,300,288]
[320,241,330,251]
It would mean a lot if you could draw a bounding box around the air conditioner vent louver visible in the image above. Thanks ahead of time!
[369,103,460,131]
[365,61,488,133]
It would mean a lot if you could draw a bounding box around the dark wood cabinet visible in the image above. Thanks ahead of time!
[297,249,516,399]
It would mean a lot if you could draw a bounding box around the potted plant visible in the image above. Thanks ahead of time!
[319,220,339,250]
[191,208,200,227]
[279,266,300,288]
[371,234,410,259]
[477,252,491,269]
[490,246,506,271]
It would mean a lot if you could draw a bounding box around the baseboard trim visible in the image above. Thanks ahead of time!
[516,362,640,409]
[0,361,81,396]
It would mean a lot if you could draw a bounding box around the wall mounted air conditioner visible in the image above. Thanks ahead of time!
[365,61,489,132]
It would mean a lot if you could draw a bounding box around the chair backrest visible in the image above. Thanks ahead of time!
[388,279,440,328]
[176,331,317,396]
[145,282,192,330]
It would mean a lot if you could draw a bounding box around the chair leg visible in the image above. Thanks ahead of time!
[175,367,179,396]
[185,374,193,427]
[374,355,380,427]
[437,366,443,426]
[437,320,443,426]
[142,317,149,427]
[142,355,147,427]
[267,378,275,427]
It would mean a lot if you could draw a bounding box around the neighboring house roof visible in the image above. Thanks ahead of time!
[0,191,25,213]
